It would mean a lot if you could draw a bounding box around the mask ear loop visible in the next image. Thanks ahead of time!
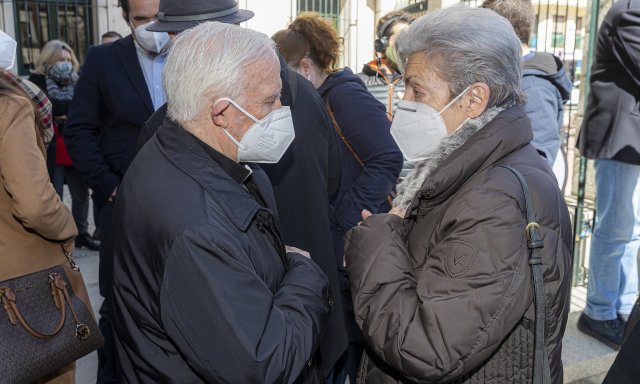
[215,97,260,123]
[437,85,472,114]
[437,85,472,136]
[213,97,260,151]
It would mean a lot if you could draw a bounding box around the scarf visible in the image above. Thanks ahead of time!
[46,77,75,103]
[0,70,53,145]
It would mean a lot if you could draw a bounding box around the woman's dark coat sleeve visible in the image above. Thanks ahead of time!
[328,84,403,229]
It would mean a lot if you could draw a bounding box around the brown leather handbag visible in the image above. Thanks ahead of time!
[0,250,104,384]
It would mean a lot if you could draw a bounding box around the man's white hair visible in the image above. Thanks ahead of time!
[164,22,278,122]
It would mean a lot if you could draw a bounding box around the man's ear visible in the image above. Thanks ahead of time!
[122,11,129,24]
[211,99,230,127]
[467,83,490,119]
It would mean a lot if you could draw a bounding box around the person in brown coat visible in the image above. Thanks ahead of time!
[345,6,572,384]
[0,68,78,383]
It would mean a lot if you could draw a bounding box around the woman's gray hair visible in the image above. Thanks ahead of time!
[164,22,278,122]
[395,5,524,107]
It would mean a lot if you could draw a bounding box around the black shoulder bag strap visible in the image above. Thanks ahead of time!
[501,166,551,384]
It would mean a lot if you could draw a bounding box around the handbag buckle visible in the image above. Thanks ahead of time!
[76,323,91,340]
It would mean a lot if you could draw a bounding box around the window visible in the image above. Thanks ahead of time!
[552,15,566,48]
[553,15,566,32]
[297,0,342,22]
[552,32,565,48]
[576,17,583,31]
[12,0,93,75]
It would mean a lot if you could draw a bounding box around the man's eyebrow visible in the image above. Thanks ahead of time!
[263,91,282,102]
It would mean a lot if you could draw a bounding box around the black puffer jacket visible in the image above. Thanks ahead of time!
[111,117,332,383]
[345,106,572,383]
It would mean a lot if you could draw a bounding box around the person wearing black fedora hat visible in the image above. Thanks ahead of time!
[136,0,349,379]
[147,0,254,32]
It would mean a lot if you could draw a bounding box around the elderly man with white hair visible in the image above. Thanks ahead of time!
[109,22,331,383]
[345,6,572,384]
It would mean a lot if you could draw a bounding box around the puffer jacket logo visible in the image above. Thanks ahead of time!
[444,239,479,278]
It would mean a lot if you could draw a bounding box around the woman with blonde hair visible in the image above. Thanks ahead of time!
[29,40,99,251]
[273,14,403,383]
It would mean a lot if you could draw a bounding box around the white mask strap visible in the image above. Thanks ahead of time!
[220,127,247,151]
[214,97,257,151]
[215,97,260,124]
[438,85,472,114]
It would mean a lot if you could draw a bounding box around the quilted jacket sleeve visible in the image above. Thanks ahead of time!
[345,185,534,383]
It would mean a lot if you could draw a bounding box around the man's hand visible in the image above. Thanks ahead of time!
[285,245,310,259]
[359,205,407,224]
[108,186,118,202]
[360,209,373,223]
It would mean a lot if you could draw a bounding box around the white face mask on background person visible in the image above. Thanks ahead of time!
[216,98,296,164]
[0,30,17,70]
[390,86,471,162]
[132,21,170,54]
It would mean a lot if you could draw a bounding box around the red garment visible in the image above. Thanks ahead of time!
[53,123,73,166]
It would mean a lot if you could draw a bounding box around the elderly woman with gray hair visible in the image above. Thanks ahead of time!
[345,6,572,384]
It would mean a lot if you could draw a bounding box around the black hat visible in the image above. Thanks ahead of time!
[147,0,254,33]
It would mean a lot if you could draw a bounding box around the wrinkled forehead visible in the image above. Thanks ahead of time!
[241,53,282,98]
[404,52,446,85]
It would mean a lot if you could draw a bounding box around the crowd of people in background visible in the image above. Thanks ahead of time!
[0,0,638,382]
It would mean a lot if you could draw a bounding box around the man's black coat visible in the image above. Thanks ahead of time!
[577,0,640,164]
[136,58,348,373]
[111,117,331,383]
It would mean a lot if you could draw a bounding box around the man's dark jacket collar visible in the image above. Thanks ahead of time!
[153,117,268,231]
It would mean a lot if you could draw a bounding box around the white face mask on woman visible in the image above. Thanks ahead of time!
[390,86,471,162]
[216,98,296,164]
[132,21,170,54]
[0,30,17,70]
